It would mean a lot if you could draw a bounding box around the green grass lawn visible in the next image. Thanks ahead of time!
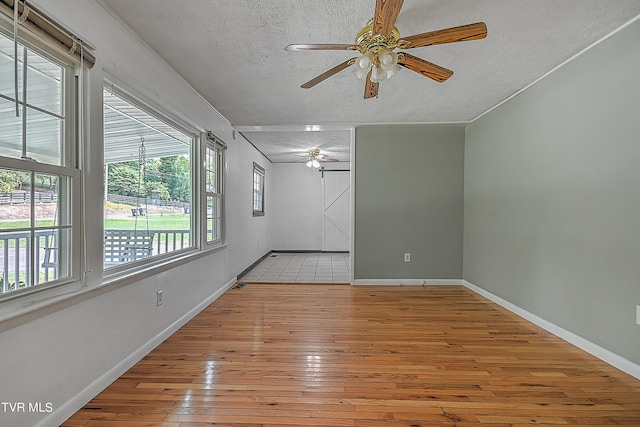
[1,220,37,229]
[2,214,189,231]
[104,214,190,230]
[106,214,191,247]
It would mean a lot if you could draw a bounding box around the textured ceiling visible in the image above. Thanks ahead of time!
[99,0,640,163]
[239,130,352,163]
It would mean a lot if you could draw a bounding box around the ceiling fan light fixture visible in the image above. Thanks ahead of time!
[385,63,401,79]
[306,149,322,168]
[353,52,374,80]
[306,159,321,168]
[379,49,400,80]
[354,69,368,80]
[355,47,399,83]
[359,53,373,69]
[379,49,397,68]
[369,64,383,83]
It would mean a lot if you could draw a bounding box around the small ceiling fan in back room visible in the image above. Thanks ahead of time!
[304,149,339,168]
[285,0,487,99]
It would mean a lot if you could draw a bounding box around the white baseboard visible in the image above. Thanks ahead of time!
[40,277,237,427]
[353,279,463,286]
[463,280,640,380]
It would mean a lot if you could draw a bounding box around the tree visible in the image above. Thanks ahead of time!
[108,164,141,197]
[106,157,190,202]
[158,156,190,202]
[35,173,56,190]
[0,170,19,194]
[145,181,170,200]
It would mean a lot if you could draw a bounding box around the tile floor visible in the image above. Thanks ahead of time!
[239,252,350,284]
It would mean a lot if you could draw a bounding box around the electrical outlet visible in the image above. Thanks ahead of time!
[636,305,640,326]
[404,253,411,263]
[157,289,164,306]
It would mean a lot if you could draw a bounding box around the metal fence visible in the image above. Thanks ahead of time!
[0,192,190,210]
[106,194,190,210]
[0,192,57,204]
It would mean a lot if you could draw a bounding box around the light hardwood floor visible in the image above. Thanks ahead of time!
[63,284,640,426]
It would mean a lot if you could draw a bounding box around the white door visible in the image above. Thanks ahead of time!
[322,170,350,252]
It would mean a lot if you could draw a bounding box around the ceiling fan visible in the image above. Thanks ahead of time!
[305,149,339,168]
[285,0,487,99]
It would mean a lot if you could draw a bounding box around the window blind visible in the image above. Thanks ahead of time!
[0,0,95,68]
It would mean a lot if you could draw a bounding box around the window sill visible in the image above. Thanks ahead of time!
[0,244,228,326]
[102,244,228,287]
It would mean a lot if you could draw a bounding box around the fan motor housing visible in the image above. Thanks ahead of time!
[356,20,401,54]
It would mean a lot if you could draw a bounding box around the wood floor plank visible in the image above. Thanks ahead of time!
[63,284,640,426]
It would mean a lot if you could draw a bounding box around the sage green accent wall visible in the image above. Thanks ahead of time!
[354,125,465,280]
[464,19,640,364]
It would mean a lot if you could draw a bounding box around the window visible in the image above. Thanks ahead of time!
[0,29,80,298]
[103,86,194,269]
[204,133,225,245]
[252,162,265,216]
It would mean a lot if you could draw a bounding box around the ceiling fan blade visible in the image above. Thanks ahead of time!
[318,155,340,162]
[399,22,487,49]
[364,71,379,99]
[397,52,453,82]
[301,58,356,88]
[285,44,359,51]
[373,0,404,37]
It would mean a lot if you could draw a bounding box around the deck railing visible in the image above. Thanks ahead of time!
[0,230,58,293]
[1,229,190,294]
[104,229,190,262]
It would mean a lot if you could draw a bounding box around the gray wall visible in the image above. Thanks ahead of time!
[464,18,640,364]
[354,125,465,280]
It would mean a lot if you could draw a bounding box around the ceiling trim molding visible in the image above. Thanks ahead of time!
[348,121,470,128]
[235,125,354,132]
[235,121,470,133]
[237,132,273,163]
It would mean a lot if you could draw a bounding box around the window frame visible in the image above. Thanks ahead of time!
[102,81,198,274]
[203,132,226,248]
[252,162,265,217]
[0,25,83,302]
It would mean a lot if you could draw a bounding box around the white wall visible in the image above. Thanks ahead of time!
[0,2,271,426]
[270,163,323,250]
[225,139,272,272]
[269,162,350,251]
